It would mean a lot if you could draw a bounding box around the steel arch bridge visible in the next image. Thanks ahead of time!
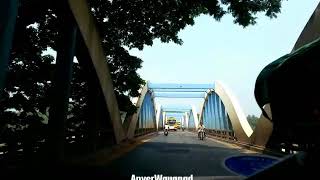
[2,0,320,175]
[156,106,199,131]
[126,81,262,145]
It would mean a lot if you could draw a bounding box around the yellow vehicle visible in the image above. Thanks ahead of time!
[166,117,177,131]
[175,121,181,129]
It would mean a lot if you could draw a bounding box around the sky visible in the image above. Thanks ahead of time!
[129,0,320,117]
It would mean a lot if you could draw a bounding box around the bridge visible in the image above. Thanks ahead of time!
[127,82,254,143]
[107,82,279,178]
[1,0,320,179]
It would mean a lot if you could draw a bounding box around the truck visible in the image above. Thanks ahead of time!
[166,117,177,131]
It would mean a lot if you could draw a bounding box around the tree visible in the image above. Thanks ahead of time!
[87,0,282,112]
[0,0,283,159]
[89,0,282,49]
[6,0,283,116]
[247,114,259,129]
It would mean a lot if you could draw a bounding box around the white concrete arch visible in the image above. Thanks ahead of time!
[186,106,199,129]
[156,104,162,130]
[150,92,157,129]
[68,0,125,143]
[292,2,320,51]
[191,105,199,129]
[185,112,189,128]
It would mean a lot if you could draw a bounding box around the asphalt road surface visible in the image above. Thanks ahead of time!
[107,131,261,178]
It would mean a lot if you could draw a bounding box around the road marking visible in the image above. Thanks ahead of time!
[141,138,152,143]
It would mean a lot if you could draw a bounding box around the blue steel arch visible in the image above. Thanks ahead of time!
[200,85,248,140]
[201,91,233,135]
[158,108,164,129]
[129,82,252,143]
[127,84,157,139]
[157,106,164,130]
[188,111,196,129]
[187,106,199,131]
[136,90,157,136]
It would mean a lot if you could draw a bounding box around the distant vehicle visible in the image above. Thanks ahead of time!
[167,117,177,131]
[199,129,205,140]
[169,125,176,131]
[164,129,168,136]
[175,121,181,129]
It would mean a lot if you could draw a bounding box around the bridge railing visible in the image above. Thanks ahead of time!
[206,129,236,141]
[187,127,236,141]
[134,128,157,137]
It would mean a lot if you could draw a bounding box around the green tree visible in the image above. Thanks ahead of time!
[5,0,283,117]
[247,114,259,129]
[0,0,283,159]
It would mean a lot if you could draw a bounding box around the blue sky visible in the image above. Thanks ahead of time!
[130,0,320,116]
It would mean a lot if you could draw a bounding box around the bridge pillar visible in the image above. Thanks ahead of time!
[250,104,273,147]
[163,112,166,127]
[127,85,148,139]
[87,72,102,153]
[48,6,78,162]
[192,106,199,129]
[0,0,18,97]
[185,112,189,128]
[69,0,126,144]
[156,105,162,131]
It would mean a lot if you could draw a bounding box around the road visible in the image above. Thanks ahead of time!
[107,131,262,179]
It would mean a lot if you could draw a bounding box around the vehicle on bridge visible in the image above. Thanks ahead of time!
[175,121,181,129]
[164,128,168,136]
[198,122,206,140]
[198,129,205,140]
[166,117,177,131]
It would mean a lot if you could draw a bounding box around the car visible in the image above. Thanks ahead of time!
[169,125,176,131]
